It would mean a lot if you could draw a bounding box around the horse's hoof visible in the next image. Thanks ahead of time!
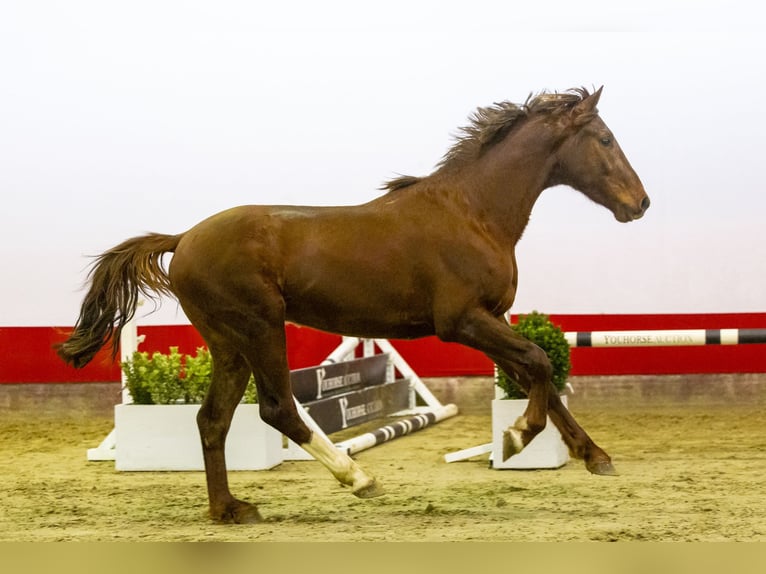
[212,501,264,524]
[234,507,265,524]
[502,428,524,461]
[587,460,618,476]
[353,479,386,499]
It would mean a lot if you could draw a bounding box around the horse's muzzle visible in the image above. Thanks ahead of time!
[632,195,651,220]
[617,194,650,222]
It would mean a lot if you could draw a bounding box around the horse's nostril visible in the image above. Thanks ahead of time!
[640,196,651,212]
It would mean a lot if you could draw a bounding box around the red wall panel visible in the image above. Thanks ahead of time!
[0,327,122,383]
[2,313,765,384]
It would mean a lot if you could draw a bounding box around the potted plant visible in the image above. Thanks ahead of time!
[115,346,282,471]
[492,311,571,469]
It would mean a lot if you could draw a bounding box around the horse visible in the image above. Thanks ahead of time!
[57,86,649,523]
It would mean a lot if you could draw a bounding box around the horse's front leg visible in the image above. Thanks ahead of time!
[442,310,553,458]
[443,309,616,474]
[491,339,553,460]
[545,389,616,475]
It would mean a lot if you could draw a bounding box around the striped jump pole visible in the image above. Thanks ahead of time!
[335,404,458,456]
[565,328,766,348]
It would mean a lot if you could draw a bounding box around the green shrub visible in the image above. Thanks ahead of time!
[121,347,258,405]
[495,311,571,399]
[183,347,213,404]
[121,350,154,405]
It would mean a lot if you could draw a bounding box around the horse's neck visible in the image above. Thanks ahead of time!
[458,128,558,245]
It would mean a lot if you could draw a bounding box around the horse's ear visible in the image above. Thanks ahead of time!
[570,86,602,126]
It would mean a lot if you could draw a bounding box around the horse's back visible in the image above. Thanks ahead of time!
[168,202,433,334]
[168,197,514,339]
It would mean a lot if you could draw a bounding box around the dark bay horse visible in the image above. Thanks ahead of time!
[58,87,649,523]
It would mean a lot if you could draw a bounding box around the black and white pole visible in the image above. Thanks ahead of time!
[335,404,458,456]
[564,328,766,348]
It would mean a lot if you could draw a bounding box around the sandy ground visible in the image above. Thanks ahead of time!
[2,378,766,542]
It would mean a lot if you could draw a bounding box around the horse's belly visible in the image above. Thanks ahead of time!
[284,290,434,340]
[288,315,435,340]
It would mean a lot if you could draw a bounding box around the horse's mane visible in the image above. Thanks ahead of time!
[383,87,590,193]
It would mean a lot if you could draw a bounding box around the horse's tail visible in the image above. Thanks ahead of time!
[56,232,183,368]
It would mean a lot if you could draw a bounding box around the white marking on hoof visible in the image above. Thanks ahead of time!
[300,432,383,497]
[501,416,530,461]
[502,427,524,461]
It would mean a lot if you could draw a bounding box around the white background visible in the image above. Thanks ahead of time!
[2,1,764,326]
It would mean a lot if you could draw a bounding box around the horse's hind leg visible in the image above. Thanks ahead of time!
[196,344,263,523]
[241,321,385,499]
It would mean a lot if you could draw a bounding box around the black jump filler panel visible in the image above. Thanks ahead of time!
[302,379,411,435]
[290,353,389,403]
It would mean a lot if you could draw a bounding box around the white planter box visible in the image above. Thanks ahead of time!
[114,404,283,471]
[491,395,570,469]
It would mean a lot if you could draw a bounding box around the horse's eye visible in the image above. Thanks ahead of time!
[600,136,612,146]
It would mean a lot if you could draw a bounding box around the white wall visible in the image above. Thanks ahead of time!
[1,1,764,326]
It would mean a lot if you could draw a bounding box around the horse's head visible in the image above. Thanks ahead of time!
[551,87,650,222]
